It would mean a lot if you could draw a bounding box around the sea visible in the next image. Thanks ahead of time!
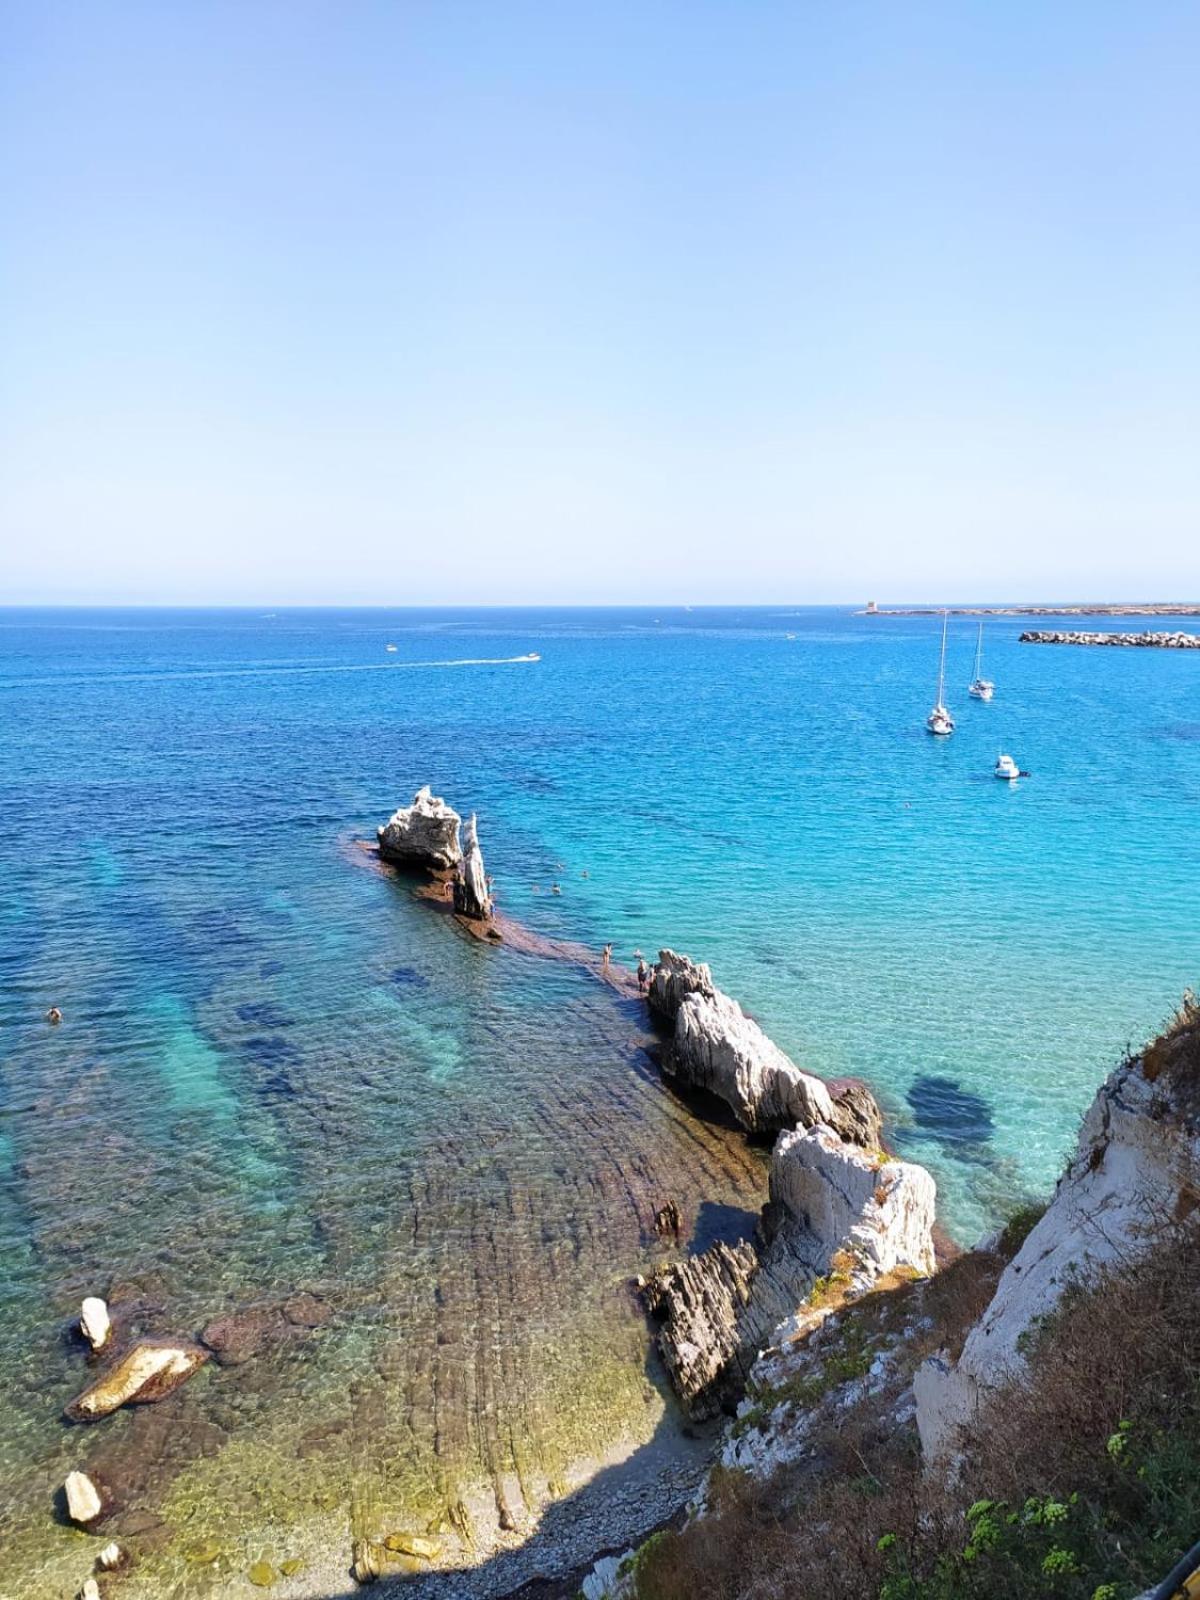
[1,605,1197,1595]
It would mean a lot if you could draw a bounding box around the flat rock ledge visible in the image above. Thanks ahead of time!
[1020,629,1200,648]
[377,786,464,870]
[649,950,883,1148]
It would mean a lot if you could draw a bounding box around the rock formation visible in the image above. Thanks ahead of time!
[916,1011,1200,1467]
[63,1469,104,1524]
[79,1296,110,1353]
[649,951,882,1146]
[377,786,463,870]
[647,949,715,1022]
[452,813,493,921]
[644,1127,935,1418]
[65,1338,209,1422]
[641,1240,759,1419]
[200,1293,331,1366]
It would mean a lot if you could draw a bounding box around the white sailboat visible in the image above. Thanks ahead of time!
[926,612,955,735]
[994,752,1020,780]
[968,623,995,700]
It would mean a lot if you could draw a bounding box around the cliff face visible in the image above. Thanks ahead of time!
[916,1006,1200,1466]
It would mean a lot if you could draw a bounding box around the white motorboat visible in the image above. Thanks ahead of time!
[994,753,1020,780]
[385,644,398,652]
[968,623,995,700]
[926,612,955,735]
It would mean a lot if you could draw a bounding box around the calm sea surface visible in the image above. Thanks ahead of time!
[1,606,1197,1593]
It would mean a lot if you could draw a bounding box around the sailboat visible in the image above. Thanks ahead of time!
[968,623,995,700]
[926,612,955,735]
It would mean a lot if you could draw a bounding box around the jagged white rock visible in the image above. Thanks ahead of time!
[79,1296,110,1353]
[79,1581,100,1600]
[916,1050,1200,1466]
[453,813,492,920]
[647,949,714,1022]
[97,1542,124,1570]
[64,1470,103,1524]
[377,786,463,870]
[581,1552,637,1600]
[668,989,836,1134]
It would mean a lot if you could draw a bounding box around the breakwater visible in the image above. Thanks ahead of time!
[1019,629,1200,648]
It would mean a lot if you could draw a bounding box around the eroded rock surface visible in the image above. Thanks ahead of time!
[377,786,462,871]
[65,1339,209,1422]
[917,1034,1200,1467]
[452,813,492,921]
[647,950,715,1023]
[641,1240,759,1419]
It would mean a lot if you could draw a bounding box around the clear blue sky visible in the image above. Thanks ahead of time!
[2,1,1197,604]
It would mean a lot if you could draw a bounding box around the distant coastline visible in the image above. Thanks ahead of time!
[858,602,1200,617]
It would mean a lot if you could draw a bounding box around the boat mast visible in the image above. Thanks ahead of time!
[937,611,948,707]
[973,622,983,680]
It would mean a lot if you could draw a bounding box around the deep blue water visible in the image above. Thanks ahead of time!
[1,604,1198,1590]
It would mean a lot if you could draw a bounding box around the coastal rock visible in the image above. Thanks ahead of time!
[80,1296,111,1353]
[647,950,715,1022]
[641,1240,759,1419]
[824,1082,884,1150]
[383,1532,441,1559]
[582,1552,637,1600]
[64,1469,104,1524]
[65,1338,209,1422]
[79,1581,100,1600]
[668,990,836,1135]
[377,786,462,871]
[452,813,492,921]
[1020,628,1200,648]
[97,1541,126,1570]
[916,1007,1200,1468]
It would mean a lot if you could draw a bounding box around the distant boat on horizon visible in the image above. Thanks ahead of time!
[926,612,955,736]
[968,623,995,700]
[386,643,398,652]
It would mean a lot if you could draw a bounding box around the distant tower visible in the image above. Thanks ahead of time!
[866,599,878,614]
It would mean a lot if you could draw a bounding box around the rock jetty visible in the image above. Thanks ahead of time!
[377,786,463,870]
[1019,628,1200,648]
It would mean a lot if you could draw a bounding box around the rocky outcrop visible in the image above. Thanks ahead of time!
[668,990,836,1135]
[641,1241,759,1419]
[79,1296,111,1353]
[65,1338,209,1422]
[650,952,882,1146]
[647,950,715,1023]
[1020,629,1200,648]
[916,1019,1200,1467]
[377,786,463,870]
[644,1127,935,1418]
[64,1469,104,1524]
[201,1293,331,1366]
[452,813,492,921]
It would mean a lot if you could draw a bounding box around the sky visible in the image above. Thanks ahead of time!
[2,1,1198,606]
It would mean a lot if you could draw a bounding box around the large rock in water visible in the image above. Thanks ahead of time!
[916,1018,1200,1468]
[65,1338,209,1422]
[63,1469,104,1524]
[377,786,462,871]
[668,990,837,1134]
[647,949,715,1022]
[452,813,492,921]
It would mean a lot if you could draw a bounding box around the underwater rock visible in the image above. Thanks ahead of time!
[640,1239,759,1419]
[64,1469,104,1524]
[647,949,714,1022]
[377,786,462,871]
[80,1296,111,1353]
[383,1532,441,1559]
[65,1338,209,1421]
[667,989,836,1135]
[352,1540,380,1584]
[200,1304,286,1366]
[248,1559,277,1586]
[96,1542,126,1571]
[282,1291,331,1328]
[452,813,493,921]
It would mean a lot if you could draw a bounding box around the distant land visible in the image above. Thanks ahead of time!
[858,602,1200,617]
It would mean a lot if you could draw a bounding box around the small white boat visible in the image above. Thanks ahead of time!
[968,623,994,700]
[926,612,955,735]
[994,753,1020,780]
[385,643,398,652]
[515,652,541,662]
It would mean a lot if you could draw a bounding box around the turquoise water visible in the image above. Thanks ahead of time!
[1,605,1198,1592]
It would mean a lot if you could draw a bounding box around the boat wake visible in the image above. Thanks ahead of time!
[1,655,542,689]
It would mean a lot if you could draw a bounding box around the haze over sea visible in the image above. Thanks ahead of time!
[2,603,1198,1593]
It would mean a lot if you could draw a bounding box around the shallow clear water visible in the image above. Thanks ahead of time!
[1,605,1197,1592]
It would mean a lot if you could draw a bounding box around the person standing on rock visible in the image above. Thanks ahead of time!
[636,958,648,993]
[602,943,612,972]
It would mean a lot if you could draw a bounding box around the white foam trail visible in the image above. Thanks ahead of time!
[0,655,542,689]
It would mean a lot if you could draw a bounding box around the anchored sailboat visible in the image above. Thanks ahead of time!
[968,623,995,700]
[926,612,955,735]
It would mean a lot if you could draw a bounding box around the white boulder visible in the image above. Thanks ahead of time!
[79,1296,110,1353]
[377,786,463,870]
[64,1470,103,1524]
